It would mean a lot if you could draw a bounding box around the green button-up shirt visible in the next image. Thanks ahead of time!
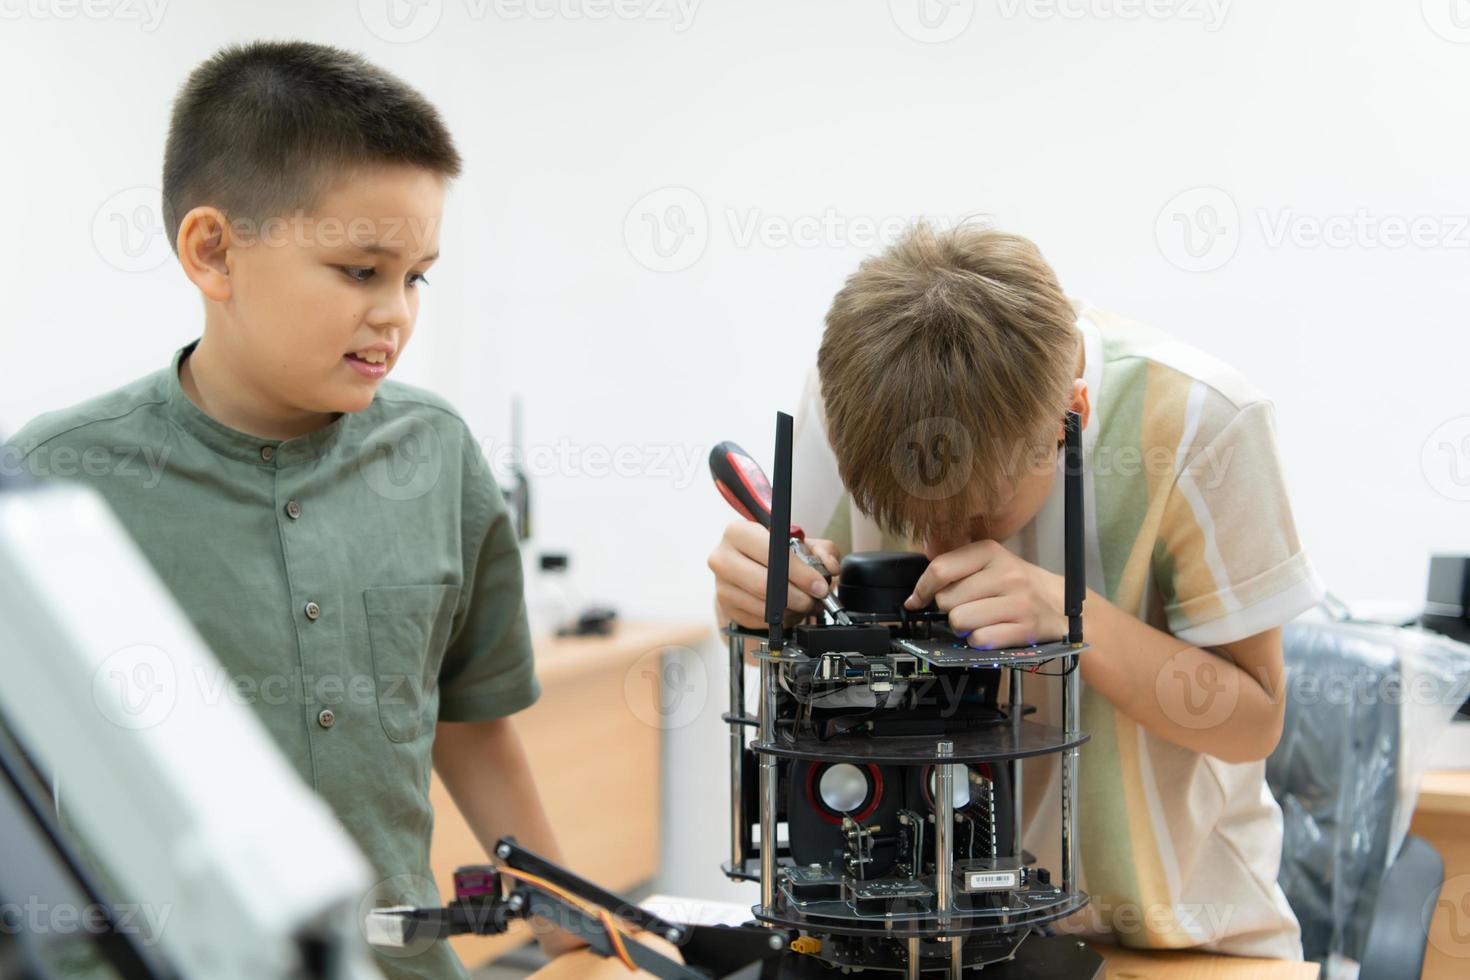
[9,341,540,980]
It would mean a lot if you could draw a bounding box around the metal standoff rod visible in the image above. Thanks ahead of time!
[727,628,745,874]
[935,740,956,915]
[934,740,965,977]
[1062,653,1080,896]
[758,654,778,912]
[1009,668,1024,862]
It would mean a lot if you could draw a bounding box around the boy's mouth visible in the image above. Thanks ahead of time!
[344,348,392,379]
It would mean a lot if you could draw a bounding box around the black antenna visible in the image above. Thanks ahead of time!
[1063,411,1085,645]
[764,412,794,652]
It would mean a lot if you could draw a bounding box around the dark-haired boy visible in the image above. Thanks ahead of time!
[10,41,576,979]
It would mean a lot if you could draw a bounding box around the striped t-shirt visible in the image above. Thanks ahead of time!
[791,303,1324,958]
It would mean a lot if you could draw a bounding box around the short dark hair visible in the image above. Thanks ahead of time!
[162,40,462,254]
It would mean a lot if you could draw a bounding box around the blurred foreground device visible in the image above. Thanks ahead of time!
[0,473,381,980]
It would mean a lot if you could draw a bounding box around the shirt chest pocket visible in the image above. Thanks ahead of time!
[363,584,463,743]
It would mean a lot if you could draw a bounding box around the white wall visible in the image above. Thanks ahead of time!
[3,0,1469,902]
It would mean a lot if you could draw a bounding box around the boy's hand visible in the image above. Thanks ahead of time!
[905,540,1066,649]
[707,521,841,629]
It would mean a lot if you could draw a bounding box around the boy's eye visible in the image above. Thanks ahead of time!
[340,265,374,282]
[408,271,430,287]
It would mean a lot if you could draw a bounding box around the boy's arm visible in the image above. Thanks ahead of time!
[907,546,1287,762]
[1067,586,1286,763]
[431,717,587,958]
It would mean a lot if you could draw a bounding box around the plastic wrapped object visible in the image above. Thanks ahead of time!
[1267,610,1470,975]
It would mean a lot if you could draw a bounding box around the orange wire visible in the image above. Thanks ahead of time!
[497,867,639,971]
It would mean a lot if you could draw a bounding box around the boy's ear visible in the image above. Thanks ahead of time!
[176,206,233,302]
[1056,379,1091,444]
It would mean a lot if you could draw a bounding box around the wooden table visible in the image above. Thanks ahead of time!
[430,621,709,971]
[528,897,1320,979]
[1411,768,1470,979]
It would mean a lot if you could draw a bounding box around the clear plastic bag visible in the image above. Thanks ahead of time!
[1267,608,1470,975]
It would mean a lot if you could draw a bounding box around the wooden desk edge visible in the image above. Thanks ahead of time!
[1419,769,1470,817]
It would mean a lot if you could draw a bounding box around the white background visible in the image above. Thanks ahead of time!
[3,0,1469,903]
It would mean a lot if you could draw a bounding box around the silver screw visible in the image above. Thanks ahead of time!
[769,934,784,950]
[496,844,511,859]
[507,894,525,912]
[665,929,681,944]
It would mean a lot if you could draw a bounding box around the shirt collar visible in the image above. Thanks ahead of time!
[1076,306,1104,456]
[162,339,350,468]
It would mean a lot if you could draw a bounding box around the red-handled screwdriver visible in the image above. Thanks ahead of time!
[709,440,853,625]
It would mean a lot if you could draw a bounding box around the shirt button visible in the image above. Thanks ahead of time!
[304,600,321,621]
[260,446,275,462]
[317,708,336,729]
[285,499,302,520]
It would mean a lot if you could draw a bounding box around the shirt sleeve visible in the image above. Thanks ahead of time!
[1153,400,1325,648]
[791,366,855,554]
[436,432,540,722]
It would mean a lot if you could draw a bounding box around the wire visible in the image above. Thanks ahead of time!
[497,867,638,971]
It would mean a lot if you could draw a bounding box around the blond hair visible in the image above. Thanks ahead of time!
[817,222,1078,539]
